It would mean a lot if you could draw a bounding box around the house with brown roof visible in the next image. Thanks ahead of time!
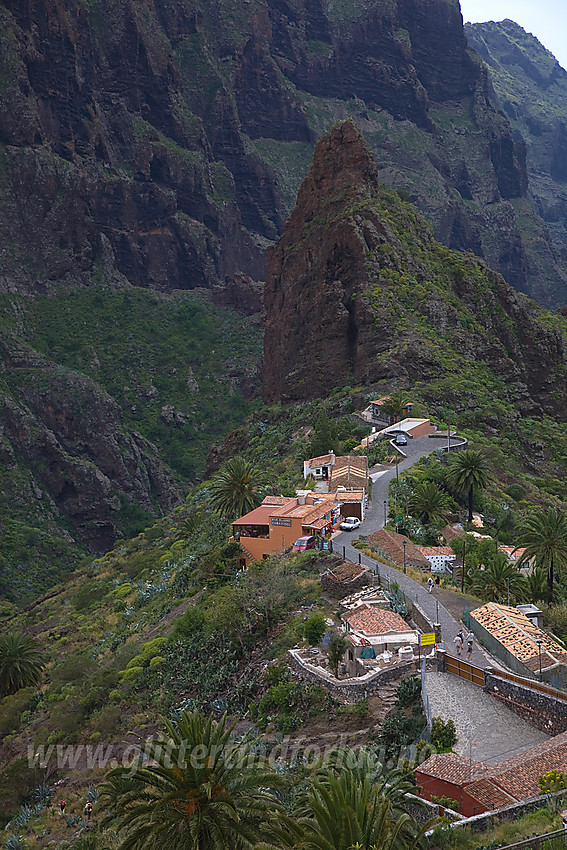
[303,453,369,520]
[417,730,567,817]
[366,528,430,572]
[232,493,343,567]
[470,602,567,682]
[417,545,456,574]
[341,602,419,675]
[303,453,335,480]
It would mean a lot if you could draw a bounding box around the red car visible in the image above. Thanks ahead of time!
[292,535,317,552]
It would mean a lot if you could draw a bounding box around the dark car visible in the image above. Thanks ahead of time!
[395,434,408,446]
[292,535,317,552]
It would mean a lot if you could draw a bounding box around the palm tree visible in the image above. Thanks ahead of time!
[260,749,426,850]
[380,392,408,426]
[516,507,567,605]
[408,481,452,527]
[260,768,425,850]
[0,633,45,698]
[100,709,284,850]
[445,449,488,523]
[209,456,264,519]
[469,558,523,603]
[521,566,548,605]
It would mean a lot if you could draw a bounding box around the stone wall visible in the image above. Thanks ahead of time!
[408,599,441,642]
[484,671,567,735]
[288,649,414,702]
[321,570,371,596]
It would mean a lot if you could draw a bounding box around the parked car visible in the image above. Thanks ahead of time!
[292,535,317,552]
[395,433,408,445]
[340,516,361,531]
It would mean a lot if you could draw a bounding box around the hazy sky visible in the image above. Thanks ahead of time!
[460,0,567,71]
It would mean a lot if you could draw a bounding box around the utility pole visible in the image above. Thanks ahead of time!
[448,423,451,453]
[461,538,466,593]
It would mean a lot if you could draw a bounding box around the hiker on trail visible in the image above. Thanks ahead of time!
[466,631,474,659]
[427,577,434,593]
[435,575,440,587]
[453,633,463,656]
[84,802,92,821]
[59,800,66,816]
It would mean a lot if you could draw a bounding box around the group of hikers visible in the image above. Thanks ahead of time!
[453,629,474,659]
[59,799,93,821]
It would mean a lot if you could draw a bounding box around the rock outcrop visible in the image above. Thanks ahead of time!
[263,121,567,417]
[0,335,181,552]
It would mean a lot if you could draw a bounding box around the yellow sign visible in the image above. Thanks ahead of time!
[420,632,436,646]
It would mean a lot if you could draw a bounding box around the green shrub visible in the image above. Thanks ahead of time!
[119,665,144,681]
[431,716,457,751]
[303,613,327,646]
[396,676,421,708]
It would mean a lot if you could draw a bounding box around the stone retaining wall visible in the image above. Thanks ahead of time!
[484,671,567,735]
[288,649,414,702]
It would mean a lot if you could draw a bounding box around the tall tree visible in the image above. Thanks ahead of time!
[0,633,45,697]
[445,449,488,523]
[380,393,408,426]
[408,481,452,527]
[100,709,284,850]
[516,507,567,605]
[209,456,264,519]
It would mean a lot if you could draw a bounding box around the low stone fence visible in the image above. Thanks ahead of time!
[484,670,567,735]
[288,649,414,702]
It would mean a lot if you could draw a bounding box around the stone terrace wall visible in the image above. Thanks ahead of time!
[288,649,414,702]
[484,671,567,735]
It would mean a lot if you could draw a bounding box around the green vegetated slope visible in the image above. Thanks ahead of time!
[0,287,262,601]
[465,19,567,257]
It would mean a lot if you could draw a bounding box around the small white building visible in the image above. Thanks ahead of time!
[417,545,456,574]
[303,452,335,480]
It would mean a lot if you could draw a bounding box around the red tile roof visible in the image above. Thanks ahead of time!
[307,454,334,468]
[418,546,455,557]
[471,603,567,670]
[417,752,487,785]
[466,779,516,810]
[343,605,410,636]
[485,731,567,800]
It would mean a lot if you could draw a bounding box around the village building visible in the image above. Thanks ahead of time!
[341,603,419,676]
[366,528,431,572]
[361,396,414,424]
[469,602,567,682]
[416,731,567,817]
[417,545,456,574]
[232,493,342,567]
[303,453,369,520]
[440,524,465,545]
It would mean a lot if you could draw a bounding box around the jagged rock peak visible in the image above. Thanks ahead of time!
[292,120,379,221]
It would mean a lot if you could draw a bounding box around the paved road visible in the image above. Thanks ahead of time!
[424,672,548,765]
[362,436,446,535]
[334,437,498,668]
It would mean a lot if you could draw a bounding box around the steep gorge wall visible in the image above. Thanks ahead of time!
[0,0,566,304]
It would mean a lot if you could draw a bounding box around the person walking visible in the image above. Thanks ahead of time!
[466,631,474,659]
[84,801,92,822]
[453,633,463,656]
[427,577,434,593]
[59,799,66,816]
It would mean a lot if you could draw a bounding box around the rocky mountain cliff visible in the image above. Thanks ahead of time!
[465,20,567,271]
[263,121,567,415]
[1,0,567,304]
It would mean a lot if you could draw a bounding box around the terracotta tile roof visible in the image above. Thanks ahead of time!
[366,529,430,569]
[466,779,516,810]
[232,506,273,525]
[470,602,567,669]
[307,453,334,468]
[418,546,455,557]
[330,455,369,491]
[485,731,567,800]
[335,490,365,502]
[262,495,293,506]
[343,605,410,636]
[325,561,369,582]
[417,752,487,785]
